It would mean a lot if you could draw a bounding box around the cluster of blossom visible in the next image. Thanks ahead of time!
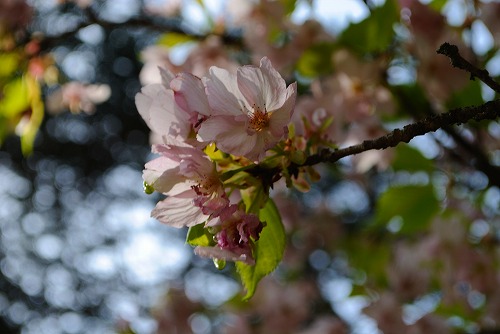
[136,57,296,265]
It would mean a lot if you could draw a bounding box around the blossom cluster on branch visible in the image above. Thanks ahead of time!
[136,57,299,269]
[2,0,500,332]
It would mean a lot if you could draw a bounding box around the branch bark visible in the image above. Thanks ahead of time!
[437,42,500,94]
[300,100,500,167]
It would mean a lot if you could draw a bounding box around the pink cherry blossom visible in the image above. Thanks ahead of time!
[194,210,263,265]
[143,140,229,228]
[135,69,211,143]
[198,57,297,161]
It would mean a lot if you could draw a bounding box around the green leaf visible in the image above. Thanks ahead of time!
[0,52,20,78]
[446,79,484,110]
[279,0,297,15]
[428,0,449,11]
[157,32,196,48]
[236,198,286,300]
[0,77,30,118]
[339,0,398,54]
[186,223,214,247]
[20,75,44,155]
[391,83,433,119]
[241,185,269,214]
[374,184,439,234]
[296,43,335,78]
[392,144,434,173]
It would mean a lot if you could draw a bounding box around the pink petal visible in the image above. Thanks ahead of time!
[152,190,208,227]
[237,57,287,112]
[135,84,190,139]
[198,116,257,158]
[159,67,175,87]
[170,73,212,116]
[205,67,243,116]
[268,82,297,137]
[143,156,182,193]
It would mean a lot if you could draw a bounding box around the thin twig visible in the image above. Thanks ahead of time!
[300,99,500,166]
[437,42,500,94]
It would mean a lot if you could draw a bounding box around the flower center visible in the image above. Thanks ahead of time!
[248,106,270,132]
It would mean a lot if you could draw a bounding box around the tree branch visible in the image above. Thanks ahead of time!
[300,100,500,167]
[437,42,500,94]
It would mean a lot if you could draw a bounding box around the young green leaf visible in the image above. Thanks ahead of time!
[236,198,286,300]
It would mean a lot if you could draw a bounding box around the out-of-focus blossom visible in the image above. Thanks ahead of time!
[144,0,182,17]
[233,1,332,73]
[139,36,238,85]
[198,57,297,161]
[364,292,407,333]
[139,45,180,85]
[292,49,394,171]
[46,82,111,115]
[400,0,468,105]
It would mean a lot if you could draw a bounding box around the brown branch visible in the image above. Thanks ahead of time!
[437,42,500,94]
[300,100,500,167]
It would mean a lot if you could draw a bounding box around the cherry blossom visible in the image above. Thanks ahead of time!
[143,140,229,228]
[195,210,263,265]
[135,68,211,143]
[198,57,297,161]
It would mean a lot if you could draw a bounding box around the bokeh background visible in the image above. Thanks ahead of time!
[1,0,499,333]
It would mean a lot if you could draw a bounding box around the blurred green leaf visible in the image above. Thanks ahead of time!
[296,42,335,78]
[392,144,434,172]
[20,75,44,155]
[186,223,214,247]
[279,0,297,15]
[157,32,196,48]
[343,237,390,288]
[446,80,484,110]
[375,184,439,234]
[0,77,30,118]
[428,0,449,11]
[339,0,398,54]
[391,83,433,119]
[236,198,286,300]
[0,52,20,78]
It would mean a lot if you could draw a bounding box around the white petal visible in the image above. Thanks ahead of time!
[135,84,190,138]
[205,67,243,116]
[152,190,208,227]
[159,67,175,87]
[269,82,297,137]
[238,57,287,112]
[198,116,257,158]
[170,73,212,116]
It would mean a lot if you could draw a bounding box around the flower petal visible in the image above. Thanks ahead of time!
[143,156,182,193]
[135,84,190,139]
[205,67,243,116]
[170,73,212,116]
[237,57,287,112]
[269,82,297,137]
[152,190,208,227]
[198,116,257,158]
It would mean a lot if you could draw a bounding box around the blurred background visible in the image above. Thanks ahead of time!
[0,0,499,333]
